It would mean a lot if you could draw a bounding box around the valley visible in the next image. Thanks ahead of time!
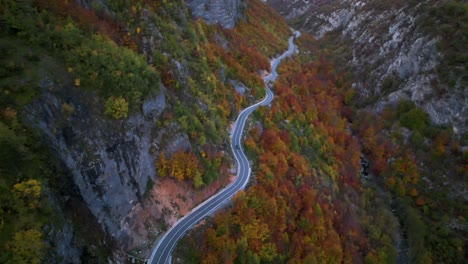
[0,0,465,263]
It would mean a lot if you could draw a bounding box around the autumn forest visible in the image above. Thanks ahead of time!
[0,0,466,263]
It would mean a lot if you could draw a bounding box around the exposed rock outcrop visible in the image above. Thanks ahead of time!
[266,0,467,133]
[185,0,242,29]
[24,78,195,251]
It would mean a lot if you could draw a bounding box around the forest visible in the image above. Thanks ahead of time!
[0,0,466,263]
[176,31,466,264]
[0,0,291,262]
[177,39,394,263]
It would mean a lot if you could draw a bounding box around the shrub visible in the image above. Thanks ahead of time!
[381,74,400,94]
[400,108,429,132]
[396,101,430,132]
[409,131,425,149]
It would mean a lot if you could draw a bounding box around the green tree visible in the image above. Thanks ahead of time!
[192,171,204,188]
[399,106,429,132]
[104,96,129,119]
[259,242,277,261]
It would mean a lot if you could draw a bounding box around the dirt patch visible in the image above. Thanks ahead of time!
[120,168,234,257]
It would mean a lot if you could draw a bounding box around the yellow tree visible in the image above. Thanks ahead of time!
[156,152,168,177]
[6,228,44,264]
[12,179,41,208]
[104,96,128,119]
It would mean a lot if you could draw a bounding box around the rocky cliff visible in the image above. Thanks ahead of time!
[185,0,243,29]
[26,80,165,247]
[266,0,467,133]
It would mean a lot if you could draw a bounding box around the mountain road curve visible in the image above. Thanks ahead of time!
[148,30,300,264]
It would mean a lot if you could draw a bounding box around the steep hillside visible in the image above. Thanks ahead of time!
[263,1,467,263]
[176,23,466,264]
[0,0,289,262]
[266,0,467,134]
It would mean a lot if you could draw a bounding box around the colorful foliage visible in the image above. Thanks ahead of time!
[181,50,394,263]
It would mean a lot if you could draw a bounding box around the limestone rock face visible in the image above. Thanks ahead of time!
[185,0,242,29]
[27,77,204,257]
[25,80,171,245]
[266,0,467,133]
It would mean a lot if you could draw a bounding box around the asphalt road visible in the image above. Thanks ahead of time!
[148,31,299,264]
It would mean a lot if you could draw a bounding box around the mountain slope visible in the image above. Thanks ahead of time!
[0,0,289,261]
[264,1,467,263]
[266,0,467,134]
[1,0,465,263]
[176,32,405,263]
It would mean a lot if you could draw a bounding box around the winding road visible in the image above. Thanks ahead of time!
[148,31,299,264]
